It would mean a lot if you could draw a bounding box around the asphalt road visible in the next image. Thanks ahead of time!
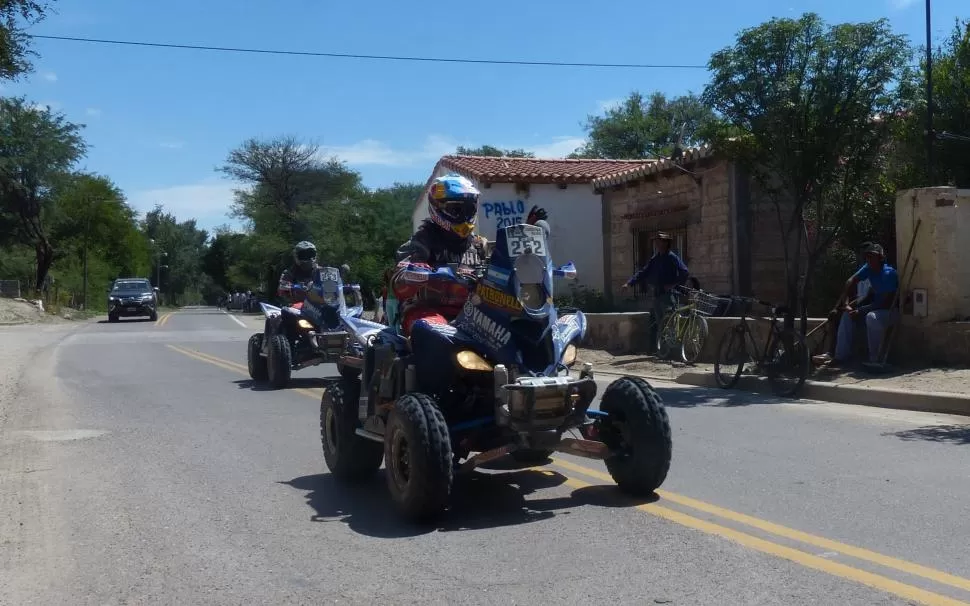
[2,307,970,605]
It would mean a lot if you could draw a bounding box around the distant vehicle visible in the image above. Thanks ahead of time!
[107,278,158,322]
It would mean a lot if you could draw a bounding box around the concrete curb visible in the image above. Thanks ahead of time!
[675,370,970,417]
[588,368,680,384]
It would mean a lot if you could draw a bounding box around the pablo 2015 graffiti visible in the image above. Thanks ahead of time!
[482,200,526,229]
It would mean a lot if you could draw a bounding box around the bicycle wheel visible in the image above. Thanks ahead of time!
[680,314,709,364]
[765,328,810,397]
[656,313,679,360]
[714,324,750,388]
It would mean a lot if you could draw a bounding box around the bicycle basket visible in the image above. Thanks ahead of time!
[676,286,721,316]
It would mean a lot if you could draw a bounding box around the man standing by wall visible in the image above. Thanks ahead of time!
[621,232,690,353]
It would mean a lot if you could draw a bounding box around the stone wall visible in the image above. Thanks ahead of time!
[604,161,732,299]
[891,187,970,367]
[603,157,789,307]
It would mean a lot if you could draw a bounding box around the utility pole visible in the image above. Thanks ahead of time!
[149,238,167,305]
[82,210,89,310]
[925,0,934,183]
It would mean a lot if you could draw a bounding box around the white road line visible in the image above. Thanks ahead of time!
[222,310,248,328]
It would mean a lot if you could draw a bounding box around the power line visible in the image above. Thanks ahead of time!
[30,34,709,70]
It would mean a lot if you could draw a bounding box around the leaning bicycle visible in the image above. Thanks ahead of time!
[657,285,720,364]
[713,296,811,397]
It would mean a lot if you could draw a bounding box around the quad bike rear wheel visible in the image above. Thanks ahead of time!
[384,392,454,521]
[320,379,383,480]
[267,334,292,389]
[247,333,268,381]
[599,376,672,496]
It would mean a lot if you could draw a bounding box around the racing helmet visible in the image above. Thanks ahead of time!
[427,174,480,238]
[293,240,317,271]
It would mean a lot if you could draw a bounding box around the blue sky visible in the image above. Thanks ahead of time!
[3,0,963,232]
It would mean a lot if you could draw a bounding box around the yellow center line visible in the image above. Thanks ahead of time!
[558,474,967,606]
[162,345,970,605]
[155,312,173,327]
[551,457,970,595]
[165,344,324,400]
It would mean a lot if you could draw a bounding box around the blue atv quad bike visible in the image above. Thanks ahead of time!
[247,264,367,389]
[320,223,673,521]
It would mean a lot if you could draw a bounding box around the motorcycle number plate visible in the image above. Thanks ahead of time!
[506,224,547,257]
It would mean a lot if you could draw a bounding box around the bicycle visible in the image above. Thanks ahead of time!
[713,296,811,397]
[657,285,721,364]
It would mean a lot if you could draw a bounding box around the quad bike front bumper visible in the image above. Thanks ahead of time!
[491,362,606,454]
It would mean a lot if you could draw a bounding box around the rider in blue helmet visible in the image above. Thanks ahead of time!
[389,173,547,335]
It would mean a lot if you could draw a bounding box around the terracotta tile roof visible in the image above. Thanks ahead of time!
[437,155,655,184]
[591,145,716,188]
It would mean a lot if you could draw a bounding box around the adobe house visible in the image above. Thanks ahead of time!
[592,146,789,307]
[414,155,653,293]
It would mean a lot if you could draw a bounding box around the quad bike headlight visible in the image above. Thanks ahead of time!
[562,343,578,366]
[297,319,314,330]
[456,350,493,372]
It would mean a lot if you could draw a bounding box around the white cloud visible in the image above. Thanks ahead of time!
[127,180,245,229]
[596,98,624,112]
[159,140,185,149]
[525,136,586,158]
[85,107,102,118]
[889,0,917,8]
[319,133,585,166]
[318,135,454,167]
[28,100,61,112]
[41,71,57,82]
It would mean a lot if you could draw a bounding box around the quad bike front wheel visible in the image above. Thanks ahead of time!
[266,334,292,389]
[384,392,454,521]
[320,379,383,480]
[598,376,672,496]
[336,361,361,380]
[247,333,268,381]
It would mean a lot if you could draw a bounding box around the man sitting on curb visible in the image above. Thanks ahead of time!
[821,242,899,367]
[620,232,690,354]
[814,242,874,366]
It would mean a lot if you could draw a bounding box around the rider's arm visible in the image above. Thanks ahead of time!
[277,269,293,298]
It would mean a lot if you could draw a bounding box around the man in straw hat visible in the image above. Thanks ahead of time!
[621,231,690,354]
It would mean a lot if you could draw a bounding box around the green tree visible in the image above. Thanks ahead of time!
[0,96,86,292]
[142,205,209,306]
[702,13,911,329]
[0,1,51,80]
[46,172,150,308]
[569,91,715,159]
[455,145,535,158]
[219,136,368,295]
[894,18,970,188]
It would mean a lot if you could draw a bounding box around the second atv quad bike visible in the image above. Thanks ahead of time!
[320,222,673,521]
[248,264,367,389]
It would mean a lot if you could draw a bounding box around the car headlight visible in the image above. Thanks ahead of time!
[456,350,493,372]
[562,343,578,366]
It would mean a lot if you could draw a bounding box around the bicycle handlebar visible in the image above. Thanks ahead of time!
[732,295,787,315]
